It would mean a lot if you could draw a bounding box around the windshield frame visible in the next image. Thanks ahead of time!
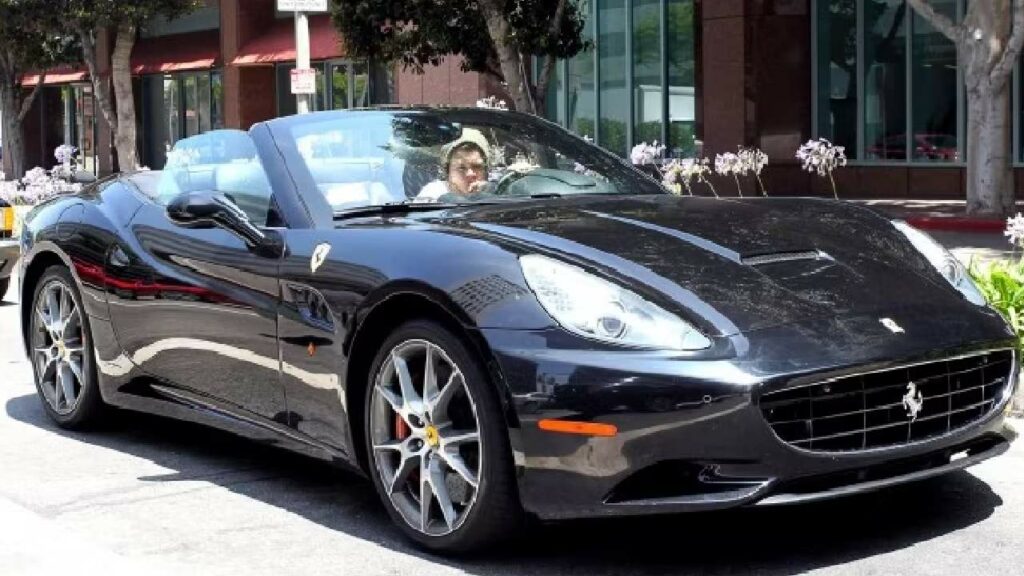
[265,108,667,227]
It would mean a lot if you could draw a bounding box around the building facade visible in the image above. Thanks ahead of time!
[7,0,1024,200]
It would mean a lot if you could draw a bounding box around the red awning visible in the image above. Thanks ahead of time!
[233,15,343,66]
[131,30,220,75]
[21,66,88,87]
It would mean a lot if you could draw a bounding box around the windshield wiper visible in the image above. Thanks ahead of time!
[332,202,460,220]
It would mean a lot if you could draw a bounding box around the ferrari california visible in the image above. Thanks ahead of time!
[16,108,1018,552]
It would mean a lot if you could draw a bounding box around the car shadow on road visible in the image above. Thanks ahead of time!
[6,392,1005,575]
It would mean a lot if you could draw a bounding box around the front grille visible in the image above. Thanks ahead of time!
[761,350,1015,452]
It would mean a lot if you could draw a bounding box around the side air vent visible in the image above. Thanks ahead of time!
[742,250,830,266]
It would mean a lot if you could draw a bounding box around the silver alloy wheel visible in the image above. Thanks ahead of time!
[32,279,85,415]
[370,339,482,537]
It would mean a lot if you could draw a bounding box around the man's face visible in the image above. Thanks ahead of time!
[448,147,487,194]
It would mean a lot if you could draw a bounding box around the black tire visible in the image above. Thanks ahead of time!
[0,276,9,302]
[364,319,523,553]
[29,266,106,429]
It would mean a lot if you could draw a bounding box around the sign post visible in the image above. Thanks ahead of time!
[277,0,329,114]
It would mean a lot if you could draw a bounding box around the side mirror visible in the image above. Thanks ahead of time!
[166,190,283,258]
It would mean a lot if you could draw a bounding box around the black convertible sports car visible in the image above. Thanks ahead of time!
[17,108,1018,552]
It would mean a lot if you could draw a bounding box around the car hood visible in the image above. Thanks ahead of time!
[430,195,975,336]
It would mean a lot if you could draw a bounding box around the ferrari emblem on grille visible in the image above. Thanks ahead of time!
[902,381,924,422]
[880,318,905,334]
[311,243,331,274]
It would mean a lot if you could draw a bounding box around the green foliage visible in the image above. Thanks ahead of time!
[62,0,202,28]
[330,0,587,78]
[969,258,1024,351]
[0,0,79,77]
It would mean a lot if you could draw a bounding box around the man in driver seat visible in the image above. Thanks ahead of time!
[415,128,491,202]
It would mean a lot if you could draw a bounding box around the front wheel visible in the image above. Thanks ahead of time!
[29,266,105,429]
[365,320,522,553]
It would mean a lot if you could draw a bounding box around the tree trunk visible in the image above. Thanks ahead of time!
[966,86,1014,215]
[110,23,139,171]
[0,81,25,178]
[478,0,536,114]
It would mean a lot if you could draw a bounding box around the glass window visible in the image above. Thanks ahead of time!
[912,0,958,161]
[353,62,370,108]
[158,130,274,225]
[198,73,212,133]
[332,63,350,109]
[599,0,628,155]
[567,1,596,140]
[816,0,858,159]
[864,0,907,161]
[165,76,181,145]
[632,0,662,145]
[667,0,696,157]
[211,71,224,130]
[184,74,199,137]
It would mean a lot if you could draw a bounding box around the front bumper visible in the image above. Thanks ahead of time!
[482,322,1018,520]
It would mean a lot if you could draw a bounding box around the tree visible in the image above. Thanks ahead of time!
[64,0,200,171]
[331,0,588,114]
[0,0,77,179]
[907,0,1024,216]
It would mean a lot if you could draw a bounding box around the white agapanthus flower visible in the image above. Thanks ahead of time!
[738,147,769,196]
[796,138,847,199]
[714,152,744,176]
[630,141,665,166]
[54,144,77,166]
[661,157,717,197]
[1005,213,1024,249]
[476,96,508,110]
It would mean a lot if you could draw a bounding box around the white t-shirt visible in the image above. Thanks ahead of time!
[414,180,451,203]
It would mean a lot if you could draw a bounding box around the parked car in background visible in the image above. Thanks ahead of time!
[15,108,1018,553]
[1,198,18,299]
[868,133,959,161]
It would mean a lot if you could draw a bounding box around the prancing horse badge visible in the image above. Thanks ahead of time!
[311,243,331,274]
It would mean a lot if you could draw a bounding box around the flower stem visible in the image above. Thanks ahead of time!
[734,175,743,197]
[704,178,719,198]
[756,174,768,197]
[828,171,838,200]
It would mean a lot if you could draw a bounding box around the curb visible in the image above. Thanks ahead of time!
[905,217,1005,233]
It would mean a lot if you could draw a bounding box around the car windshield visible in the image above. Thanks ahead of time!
[280,109,665,213]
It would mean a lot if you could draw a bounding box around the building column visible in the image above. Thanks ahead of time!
[221,0,277,129]
[699,0,747,157]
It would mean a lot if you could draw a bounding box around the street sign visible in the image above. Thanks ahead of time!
[290,68,317,95]
[277,0,328,12]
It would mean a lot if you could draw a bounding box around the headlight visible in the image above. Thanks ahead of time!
[519,254,712,350]
[892,220,985,306]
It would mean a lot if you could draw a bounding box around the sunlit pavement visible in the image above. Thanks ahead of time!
[2,265,1024,575]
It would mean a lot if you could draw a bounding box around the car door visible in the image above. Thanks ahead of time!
[105,134,286,421]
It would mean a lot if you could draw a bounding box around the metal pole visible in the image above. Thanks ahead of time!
[295,10,312,114]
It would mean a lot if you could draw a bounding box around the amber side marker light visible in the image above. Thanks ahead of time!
[538,419,618,437]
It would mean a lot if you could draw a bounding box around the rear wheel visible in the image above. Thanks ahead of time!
[29,266,105,428]
[365,320,522,552]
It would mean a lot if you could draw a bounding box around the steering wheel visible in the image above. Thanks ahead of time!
[490,170,531,196]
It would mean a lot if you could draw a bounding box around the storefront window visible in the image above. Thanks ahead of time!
[599,0,628,156]
[140,70,224,168]
[816,0,965,164]
[61,84,98,175]
[278,60,394,115]
[545,0,696,158]
[567,1,595,140]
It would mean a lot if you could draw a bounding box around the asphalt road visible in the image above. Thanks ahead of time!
[2,275,1024,576]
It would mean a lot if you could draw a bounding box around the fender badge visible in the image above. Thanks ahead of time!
[311,243,331,274]
[880,317,905,334]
